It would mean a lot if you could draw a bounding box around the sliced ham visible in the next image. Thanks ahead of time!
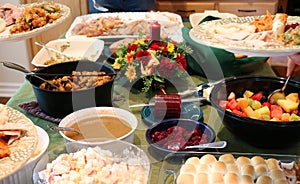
[0,3,24,26]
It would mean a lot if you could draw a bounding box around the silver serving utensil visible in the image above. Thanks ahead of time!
[268,72,293,104]
[0,61,59,89]
[185,141,227,149]
[91,0,108,12]
[129,97,207,108]
[48,125,81,134]
[35,41,72,60]
[178,79,226,96]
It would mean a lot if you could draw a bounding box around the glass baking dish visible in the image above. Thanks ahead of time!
[157,151,300,184]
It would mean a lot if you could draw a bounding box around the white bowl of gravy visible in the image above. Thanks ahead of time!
[58,107,138,144]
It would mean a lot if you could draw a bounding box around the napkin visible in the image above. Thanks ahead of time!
[183,16,267,79]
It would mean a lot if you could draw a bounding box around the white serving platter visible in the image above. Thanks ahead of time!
[65,12,184,42]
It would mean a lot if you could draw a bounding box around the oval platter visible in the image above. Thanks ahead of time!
[0,104,38,180]
[0,2,70,41]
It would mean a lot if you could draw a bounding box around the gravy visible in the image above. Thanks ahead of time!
[64,116,132,141]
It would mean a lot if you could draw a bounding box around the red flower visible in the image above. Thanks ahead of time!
[176,54,187,70]
[136,50,151,65]
[149,41,167,51]
[157,59,176,78]
[127,44,138,52]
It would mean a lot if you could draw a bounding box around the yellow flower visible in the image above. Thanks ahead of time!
[125,64,137,82]
[133,39,145,45]
[112,58,123,69]
[167,42,175,53]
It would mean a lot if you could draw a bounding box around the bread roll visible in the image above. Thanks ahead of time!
[180,164,196,174]
[236,156,251,167]
[270,169,285,180]
[251,156,266,166]
[224,173,240,184]
[240,175,254,184]
[194,173,209,184]
[267,158,280,171]
[210,172,224,184]
[254,164,268,177]
[256,175,272,184]
[211,161,227,174]
[219,153,235,164]
[185,157,201,167]
[241,164,255,179]
[274,179,289,184]
[226,163,240,175]
[176,173,194,184]
[200,154,217,165]
[196,163,211,174]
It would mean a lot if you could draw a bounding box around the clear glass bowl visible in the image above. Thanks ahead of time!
[32,138,151,184]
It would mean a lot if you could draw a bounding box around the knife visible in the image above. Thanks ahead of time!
[129,96,207,108]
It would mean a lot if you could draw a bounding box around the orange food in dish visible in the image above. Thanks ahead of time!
[0,132,10,159]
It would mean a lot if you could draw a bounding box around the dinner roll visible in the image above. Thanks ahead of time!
[256,175,272,184]
[241,164,255,179]
[254,164,268,177]
[200,154,217,165]
[219,153,235,164]
[267,158,281,170]
[274,179,289,184]
[224,173,240,184]
[196,163,211,174]
[185,157,201,167]
[226,163,240,174]
[236,156,251,167]
[240,175,254,184]
[211,161,227,174]
[251,156,266,166]
[210,172,224,184]
[270,169,286,180]
[176,173,194,184]
[194,173,209,184]
[179,164,196,174]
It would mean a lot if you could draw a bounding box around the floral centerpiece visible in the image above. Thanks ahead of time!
[112,36,193,93]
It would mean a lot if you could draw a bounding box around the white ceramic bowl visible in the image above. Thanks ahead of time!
[33,139,151,184]
[31,37,104,67]
[58,107,138,144]
[0,126,49,184]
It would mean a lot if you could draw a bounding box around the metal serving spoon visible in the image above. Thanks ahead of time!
[48,125,81,134]
[0,61,59,89]
[268,69,294,104]
[185,141,227,149]
[91,0,108,12]
[35,41,72,60]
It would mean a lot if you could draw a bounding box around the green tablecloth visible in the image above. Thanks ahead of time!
[7,59,300,183]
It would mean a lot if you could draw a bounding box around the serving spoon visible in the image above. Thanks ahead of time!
[268,69,294,104]
[48,125,81,134]
[0,61,59,89]
[185,141,227,149]
[35,41,72,60]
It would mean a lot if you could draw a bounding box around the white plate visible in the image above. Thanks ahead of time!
[189,10,237,27]
[0,126,49,184]
[65,12,184,42]
[190,16,300,57]
[31,37,104,67]
[0,3,70,42]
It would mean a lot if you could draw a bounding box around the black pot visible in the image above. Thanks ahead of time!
[209,75,300,148]
[26,60,116,118]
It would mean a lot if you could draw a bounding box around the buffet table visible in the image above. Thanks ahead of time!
[6,57,300,183]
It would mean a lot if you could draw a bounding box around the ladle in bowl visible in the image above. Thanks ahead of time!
[48,125,81,134]
[0,61,59,89]
[268,71,294,104]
